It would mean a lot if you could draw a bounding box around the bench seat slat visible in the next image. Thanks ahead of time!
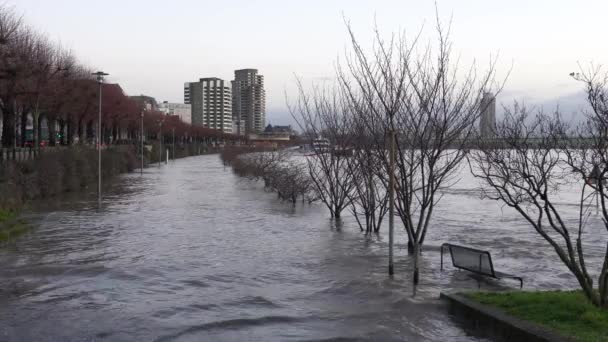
[493,270,518,278]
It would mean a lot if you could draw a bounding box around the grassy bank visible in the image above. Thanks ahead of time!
[0,144,221,240]
[466,291,608,341]
[0,144,220,208]
[0,209,30,242]
[0,146,139,209]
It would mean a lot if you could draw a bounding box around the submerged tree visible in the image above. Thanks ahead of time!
[290,82,356,219]
[338,16,499,283]
[345,112,388,234]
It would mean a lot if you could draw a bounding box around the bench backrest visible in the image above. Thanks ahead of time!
[447,244,495,277]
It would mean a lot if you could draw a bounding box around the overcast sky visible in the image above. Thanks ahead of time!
[7,0,608,125]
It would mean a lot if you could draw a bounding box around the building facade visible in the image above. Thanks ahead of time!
[158,102,192,124]
[232,69,266,135]
[188,78,233,133]
[184,83,191,104]
[479,92,496,139]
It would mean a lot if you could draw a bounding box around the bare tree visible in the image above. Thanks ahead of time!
[289,81,356,219]
[345,114,389,234]
[0,5,25,147]
[0,6,81,148]
[338,16,498,284]
[266,160,315,205]
[0,5,22,46]
[564,65,608,307]
[228,149,317,205]
[470,97,608,308]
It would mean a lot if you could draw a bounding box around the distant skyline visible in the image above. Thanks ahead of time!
[7,0,608,125]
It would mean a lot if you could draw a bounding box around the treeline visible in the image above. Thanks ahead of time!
[0,5,235,149]
[220,147,317,204]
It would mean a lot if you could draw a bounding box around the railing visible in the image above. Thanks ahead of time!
[0,147,38,163]
[0,146,75,164]
[0,142,227,166]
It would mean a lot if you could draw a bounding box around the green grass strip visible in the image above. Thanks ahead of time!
[466,291,608,342]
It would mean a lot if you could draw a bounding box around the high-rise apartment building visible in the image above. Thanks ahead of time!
[187,78,233,133]
[479,92,496,139]
[184,83,191,104]
[232,69,266,135]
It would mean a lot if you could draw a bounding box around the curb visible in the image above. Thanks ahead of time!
[440,292,574,342]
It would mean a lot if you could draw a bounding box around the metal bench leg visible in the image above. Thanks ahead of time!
[440,245,444,271]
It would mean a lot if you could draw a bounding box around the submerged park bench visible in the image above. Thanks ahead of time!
[440,243,523,289]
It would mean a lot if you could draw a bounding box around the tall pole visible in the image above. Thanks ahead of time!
[92,71,108,206]
[98,80,102,205]
[388,126,395,276]
[140,111,144,175]
[172,127,175,160]
[158,121,162,167]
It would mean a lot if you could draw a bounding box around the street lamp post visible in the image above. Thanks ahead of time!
[140,110,144,175]
[172,127,175,160]
[388,127,395,276]
[157,118,164,167]
[92,71,108,206]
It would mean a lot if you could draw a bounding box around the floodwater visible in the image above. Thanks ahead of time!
[0,154,605,341]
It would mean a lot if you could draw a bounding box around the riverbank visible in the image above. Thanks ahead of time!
[0,146,138,210]
[0,144,221,240]
[0,209,30,242]
[465,291,608,341]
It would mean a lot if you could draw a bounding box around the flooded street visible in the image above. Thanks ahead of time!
[0,154,604,341]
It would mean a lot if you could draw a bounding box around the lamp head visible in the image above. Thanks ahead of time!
[92,71,109,82]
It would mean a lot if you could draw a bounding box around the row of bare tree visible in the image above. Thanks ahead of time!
[0,6,236,149]
[226,149,317,204]
[291,17,497,284]
[289,17,608,308]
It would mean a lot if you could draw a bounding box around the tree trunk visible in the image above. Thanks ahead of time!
[1,107,15,148]
[407,240,415,254]
[86,120,94,144]
[48,117,56,146]
[67,117,75,145]
[33,111,39,149]
[112,123,118,144]
[20,111,27,147]
[77,117,83,144]
[413,243,420,286]
[58,119,66,145]
[37,114,43,146]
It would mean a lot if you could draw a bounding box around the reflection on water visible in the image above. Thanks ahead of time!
[0,155,604,341]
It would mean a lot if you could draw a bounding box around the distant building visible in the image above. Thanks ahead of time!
[158,102,192,124]
[232,69,266,135]
[264,124,294,134]
[130,95,158,110]
[187,78,233,133]
[247,132,291,148]
[479,92,496,138]
[247,123,293,146]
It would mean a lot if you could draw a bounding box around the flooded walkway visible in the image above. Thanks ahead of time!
[0,154,598,341]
